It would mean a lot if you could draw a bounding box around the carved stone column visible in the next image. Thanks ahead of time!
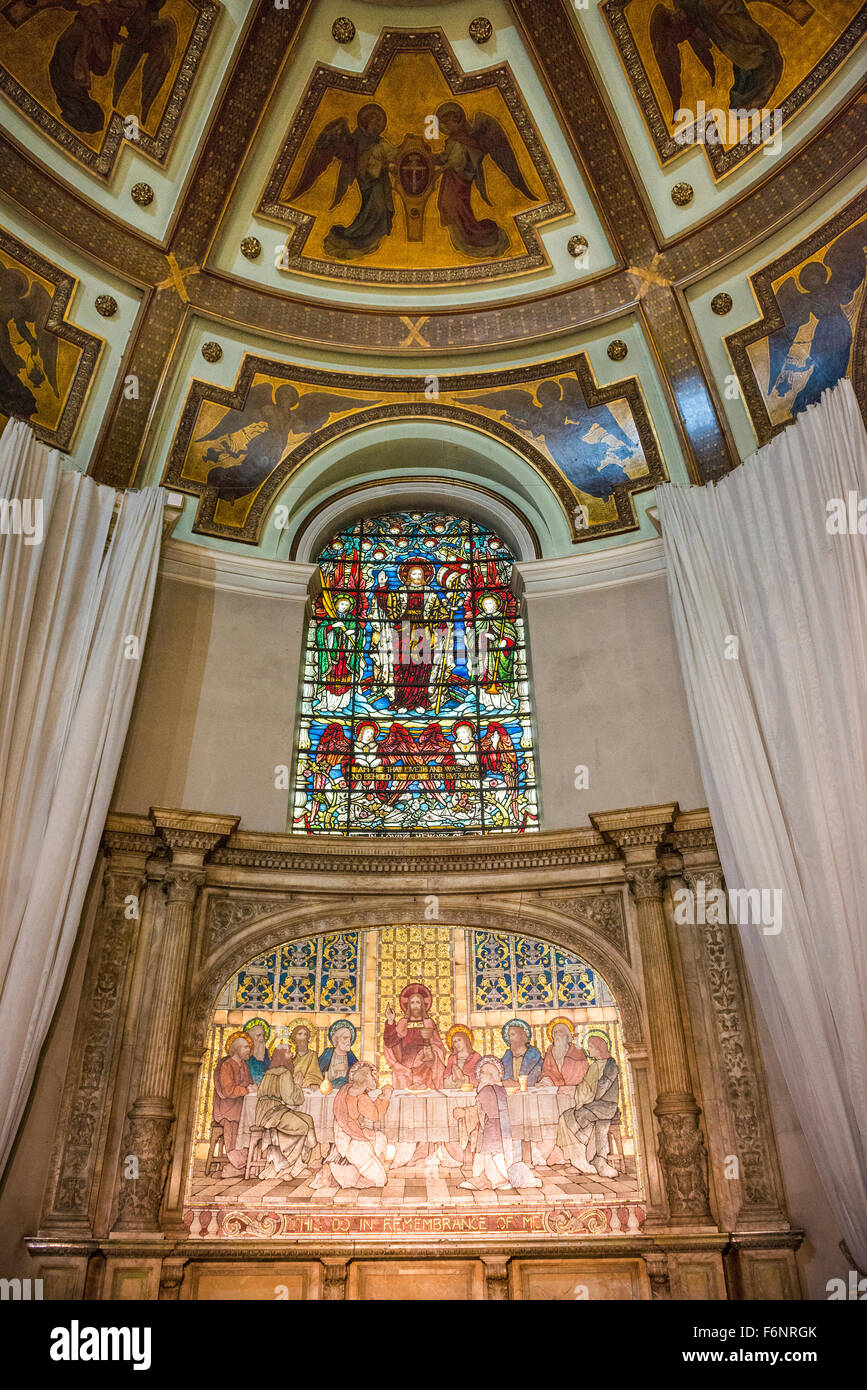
[592,805,711,1226]
[671,810,788,1231]
[42,819,158,1235]
[113,810,237,1233]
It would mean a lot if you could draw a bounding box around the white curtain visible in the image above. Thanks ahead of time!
[0,419,164,1176]
[657,378,867,1268]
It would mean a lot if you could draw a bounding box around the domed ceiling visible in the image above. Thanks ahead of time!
[1,0,864,557]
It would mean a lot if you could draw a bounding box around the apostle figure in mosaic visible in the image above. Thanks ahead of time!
[443,1024,481,1088]
[311,1062,393,1190]
[501,1018,542,1086]
[318,1019,359,1090]
[255,1046,316,1180]
[373,563,460,712]
[314,591,364,714]
[212,1032,257,1169]
[553,1030,620,1177]
[539,1018,589,1088]
[458,1055,543,1192]
[384,982,447,1090]
[288,1022,323,1088]
[243,1019,272,1084]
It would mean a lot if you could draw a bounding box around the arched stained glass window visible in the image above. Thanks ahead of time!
[291,510,539,835]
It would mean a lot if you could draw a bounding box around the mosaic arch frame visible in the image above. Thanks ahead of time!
[184,913,646,1243]
[291,509,539,838]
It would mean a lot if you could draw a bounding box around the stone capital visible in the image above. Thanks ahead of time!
[163,864,206,905]
[625,863,667,902]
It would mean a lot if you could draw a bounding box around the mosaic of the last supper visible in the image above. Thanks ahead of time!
[185,925,644,1240]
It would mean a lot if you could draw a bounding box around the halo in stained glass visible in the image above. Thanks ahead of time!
[291,511,539,836]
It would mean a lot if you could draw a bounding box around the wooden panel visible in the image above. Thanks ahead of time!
[669,1252,727,1300]
[104,1259,161,1300]
[510,1258,650,1300]
[347,1259,484,1300]
[182,1262,321,1300]
[738,1250,802,1301]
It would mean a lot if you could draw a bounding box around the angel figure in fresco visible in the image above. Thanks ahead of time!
[466,376,641,501]
[374,561,463,713]
[649,0,792,114]
[765,221,867,418]
[196,381,370,501]
[433,103,536,258]
[289,103,397,259]
[2,0,177,134]
[0,264,59,421]
[313,590,366,715]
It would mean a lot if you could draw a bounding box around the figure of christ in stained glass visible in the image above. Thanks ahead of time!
[292,511,538,836]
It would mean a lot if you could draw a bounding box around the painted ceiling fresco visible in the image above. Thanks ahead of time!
[257,29,570,285]
[0,0,863,535]
[186,924,643,1240]
[164,354,664,543]
[0,225,103,448]
[603,0,866,178]
[0,0,219,176]
[727,190,867,443]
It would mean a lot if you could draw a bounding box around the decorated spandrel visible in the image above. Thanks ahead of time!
[292,511,539,836]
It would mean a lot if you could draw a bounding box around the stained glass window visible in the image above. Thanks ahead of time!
[224,934,359,1014]
[471,930,612,1011]
[291,510,539,835]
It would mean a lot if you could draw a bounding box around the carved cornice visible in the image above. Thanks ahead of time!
[591,804,678,859]
[150,809,240,861]
[209,829,619,874]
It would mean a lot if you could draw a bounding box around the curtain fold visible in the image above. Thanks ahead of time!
[0,419,164,1176]
[657,378,867,1267]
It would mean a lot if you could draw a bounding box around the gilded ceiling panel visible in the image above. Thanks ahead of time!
[0,0,219,178]
[0,225,103,449]
[256,29,571,285]
[163,355,665,544]
[603,0,865,178]
[726,190,867,444]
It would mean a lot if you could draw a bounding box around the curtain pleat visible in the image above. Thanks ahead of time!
[0,420,164,1175]
[657,378,867,1267]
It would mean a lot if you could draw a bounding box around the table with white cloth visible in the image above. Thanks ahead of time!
[237,1088,335,1152]
[236,1085,575,1154]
